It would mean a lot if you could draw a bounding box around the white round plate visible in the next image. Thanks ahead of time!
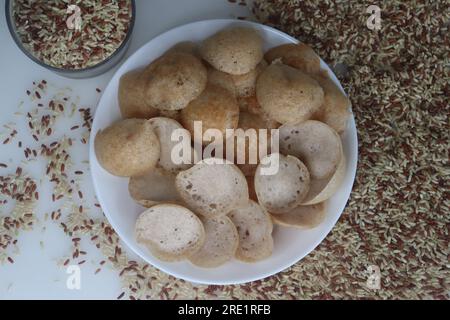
[89,19,358,285]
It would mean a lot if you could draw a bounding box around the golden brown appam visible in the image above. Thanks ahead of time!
[143,52,207,111]
[200,27,263,75]
[231,60,268,98]
[238,95,280,127]
[265,43,322,76]
[180,84,239,145]
[256,63,324,124]
[118,69,159,119]
[207,67,237,97]
[94,119,160,177]
[312,71,352,134]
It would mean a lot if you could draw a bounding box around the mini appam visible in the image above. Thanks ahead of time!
[200,27,263,75]
[279,120,342,180]
[175,159,249,218]
[148,117,197,174]
[256,63,324,124]
[228,200,273,263]
[118,69,160,119]
[94,119,160,177]
[254,154,310,214]
[129,168,182,208]
[143,52,207,111]
[180,84,239,145]
[135,204,205,262]
[189,216,239,268]
[265,43,322,76]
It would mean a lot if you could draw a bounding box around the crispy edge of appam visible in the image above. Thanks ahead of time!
[271,202,326,229]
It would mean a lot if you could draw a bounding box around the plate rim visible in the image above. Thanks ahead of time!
[89,18,359,285]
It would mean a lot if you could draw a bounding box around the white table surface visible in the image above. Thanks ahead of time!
[0,0,251,300]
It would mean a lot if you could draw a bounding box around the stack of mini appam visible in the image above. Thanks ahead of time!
[94,26,351,268]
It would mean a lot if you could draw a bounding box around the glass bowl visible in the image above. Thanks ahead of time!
[5,0,136,79]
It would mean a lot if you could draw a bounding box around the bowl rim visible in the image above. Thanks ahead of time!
[89,18,359,285]
[4,0,136,74]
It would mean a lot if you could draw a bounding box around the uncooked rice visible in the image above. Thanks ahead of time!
[1,0,448,300]
[13,0,132,69]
